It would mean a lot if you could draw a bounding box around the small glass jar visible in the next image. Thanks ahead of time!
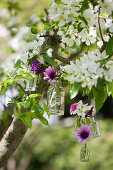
[80,143,90,162]
[91,117,101,138]
[47,80,65,115]
[25,76,37,91]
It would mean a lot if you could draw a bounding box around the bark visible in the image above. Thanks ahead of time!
[0,117,27,168]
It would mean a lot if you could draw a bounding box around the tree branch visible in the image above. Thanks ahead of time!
[68,43,85,60]
[98,7,105,44]
[52,49,70,64]
[16,82,28,94]
[0,117,27,168]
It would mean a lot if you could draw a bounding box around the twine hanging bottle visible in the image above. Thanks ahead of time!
[91,117,101,138]
[80,143,90,162]
[25,76,37,91]
[47,80,65,115]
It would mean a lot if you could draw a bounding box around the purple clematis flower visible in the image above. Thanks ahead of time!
[70,103,78,115]
[31,60,44,74]
[43,66,59,82]
[74,124,92,143]
[85,107,94,118]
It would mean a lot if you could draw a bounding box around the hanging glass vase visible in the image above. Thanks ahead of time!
[47,80,65,115]
[91,117,101,138]
[80,143,90,162]
[25,76,37,91]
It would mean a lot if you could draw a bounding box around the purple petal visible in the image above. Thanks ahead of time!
[43,66,59,82]
[85,107,94,118]
[74,124,92,143]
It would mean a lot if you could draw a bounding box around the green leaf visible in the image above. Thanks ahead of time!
[0,81,7,94]
[81,0,89,13]
[37,115,48,125]
[106,81,113,96]
[20,101,30,109]
[16,75,29,80]
[0,68,4,78]
[41,19,55,30]
[16,90,24,100]
[17,103,21,114]
[21,114,32,128]
[95,87,107,112]
[61,73,68,78]
[34,104,44,115]
[7,78,13,86]
[99,58,108,67]
[14,107,20,119]
[86,118,91,126]
[43,55,52,64]
[43,102,50,118]
[55,0,63,4]
[79,15,88,26]
[100,12,106,17]
[8,98,14,106]
[89,0,98,6]
[97,78,106,89]
[88,86,96,99]
[31,26,38,34]
[41,19,47,24]
[15,59,21,68]
[19,70,35,78]
[29,93,42,98]
[76,117,81,127]
[106,36,113,56]
[70,82,81,99]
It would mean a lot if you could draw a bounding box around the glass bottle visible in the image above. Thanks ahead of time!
[47,80,65,115]
[25,76,37,91]
[91,117,101,138]
[80,143,90,162]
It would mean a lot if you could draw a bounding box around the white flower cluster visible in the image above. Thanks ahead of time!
[104,60,113,82]
[0,24,10,38]
[61,50,110,89]
[99,0,113,15]
[19,36,45,64]
[48,0,113,49]
[48,0,98,47]
[72,100,93,118]
[49,0,82,27]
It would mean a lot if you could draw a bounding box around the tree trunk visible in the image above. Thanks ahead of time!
[0,117,27,168]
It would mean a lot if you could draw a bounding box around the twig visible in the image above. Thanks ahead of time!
[16,82,28,94]
[44,8,49,16]
[68,43,85,60]
[39,35,51,37]
[98,7,105,44]
[52,48,70,64]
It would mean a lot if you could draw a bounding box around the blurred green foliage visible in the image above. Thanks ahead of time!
[16,119,113,170]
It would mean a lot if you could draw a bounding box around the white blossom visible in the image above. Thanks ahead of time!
[19,38,45,64]
[79,27,97,46]
[61,50,109,89]
[0,24,10,38]
[72,100,92,117]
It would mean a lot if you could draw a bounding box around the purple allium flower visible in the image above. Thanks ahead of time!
[74,124,92,143]
[43,66,59,82]
[85,107,94,118]
[31,60,44,74]
[70,103,78,115]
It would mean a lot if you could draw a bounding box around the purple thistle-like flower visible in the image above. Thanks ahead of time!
[74,124,91,143]
[43,66,59,82]
[85,107,94,118]
[31,60,44,74]
[70,103,78,115]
